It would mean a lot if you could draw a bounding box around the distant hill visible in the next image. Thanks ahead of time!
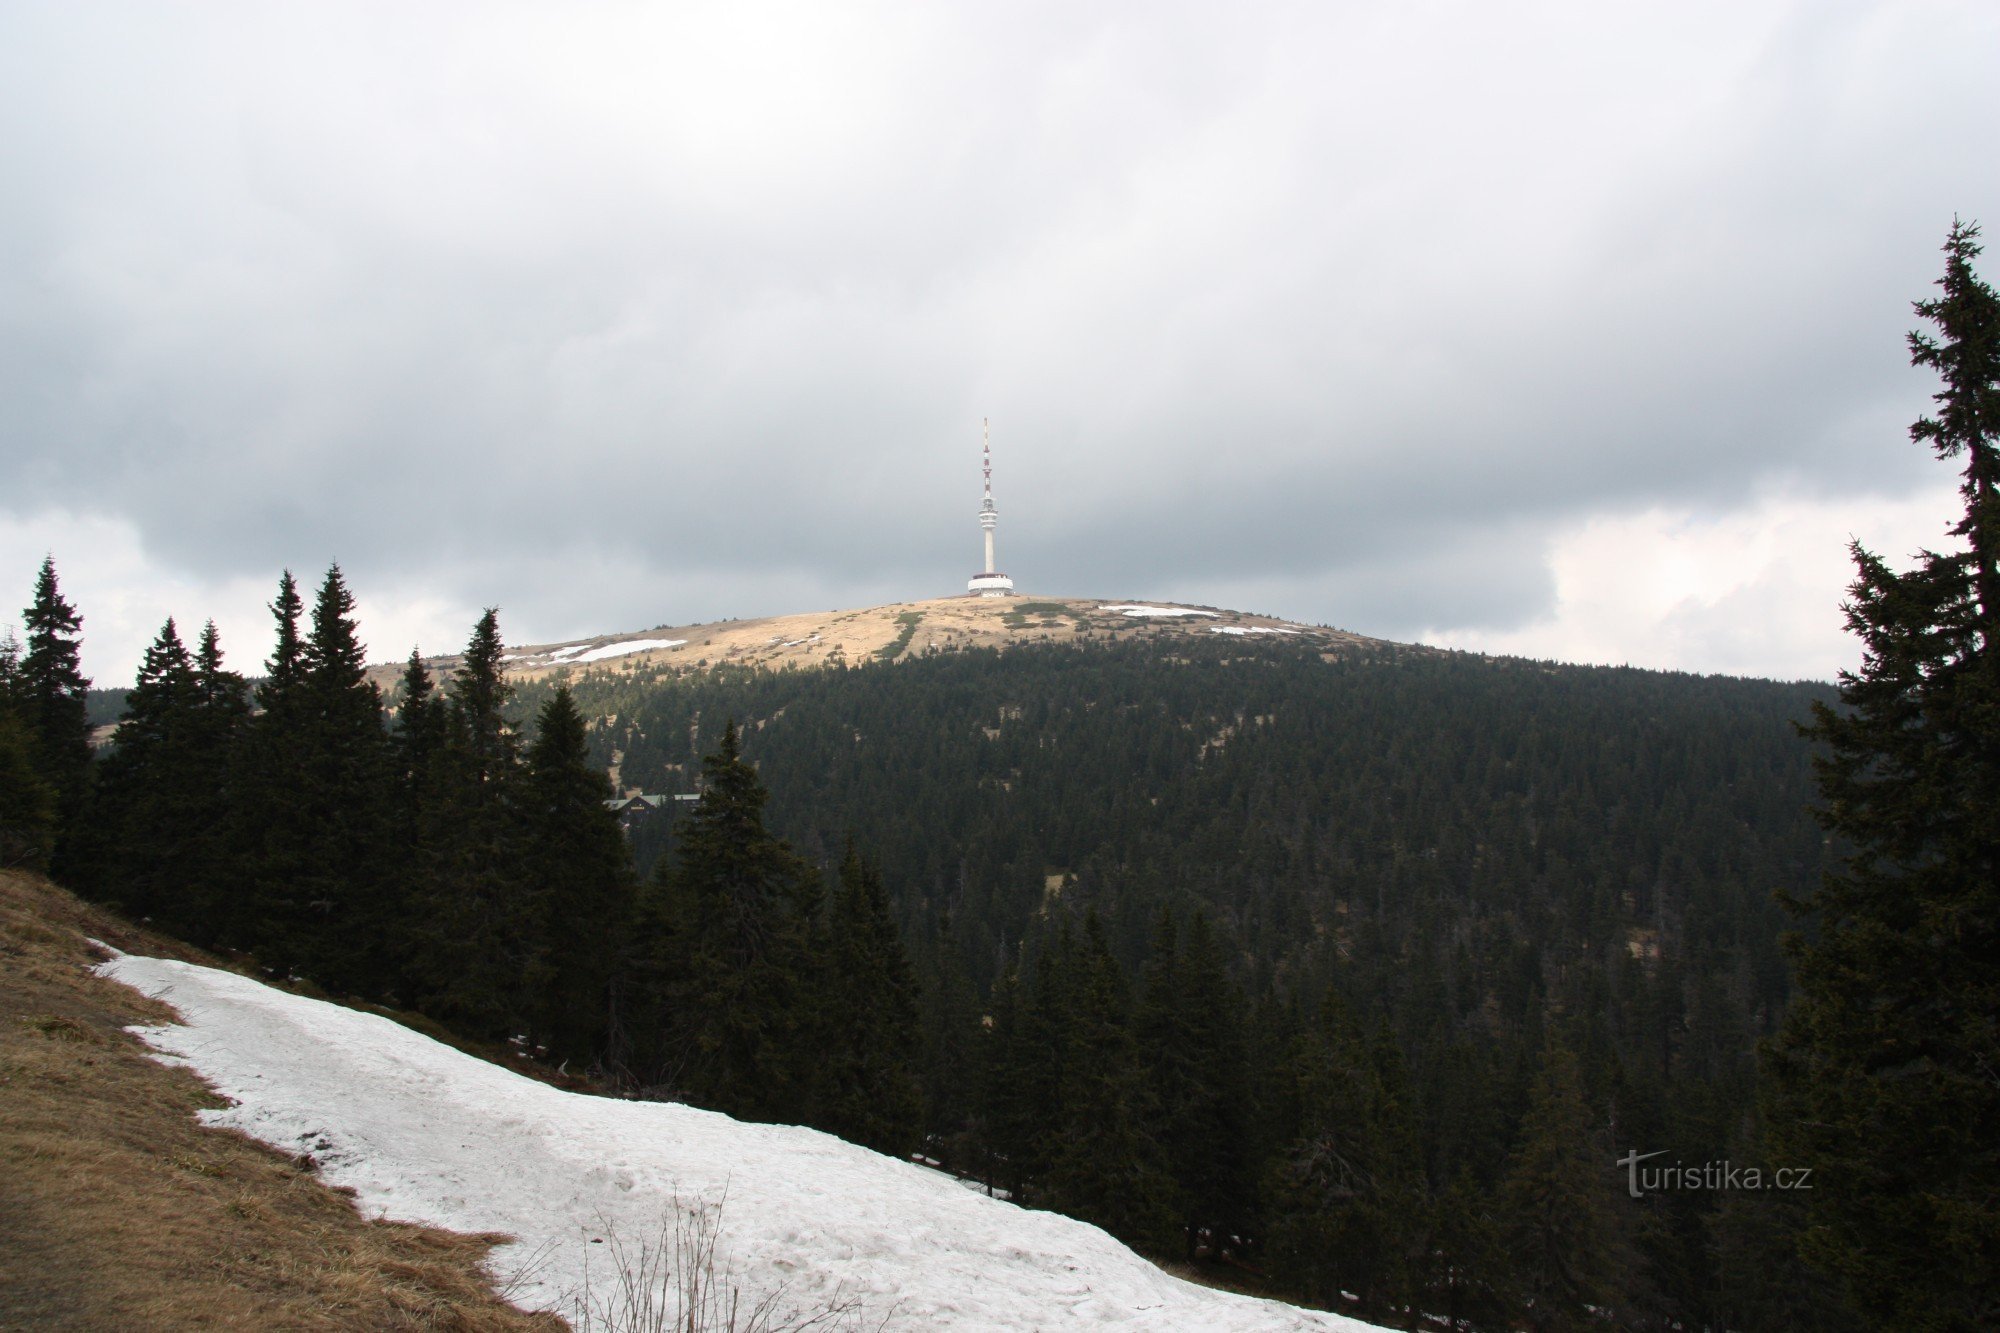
[491,620,1837,1322]
[373,594,1388,694]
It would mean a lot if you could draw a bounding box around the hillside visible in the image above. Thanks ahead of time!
[378,595,1384,692]
[93,931,1382,1332]
[478,625,1840,1326]
[0,870,559,1330]
[50,586,1847,1328]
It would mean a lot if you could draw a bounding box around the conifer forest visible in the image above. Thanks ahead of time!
[3,224,1995,1331]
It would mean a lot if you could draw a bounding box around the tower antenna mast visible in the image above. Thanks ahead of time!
[967,417,1014,597]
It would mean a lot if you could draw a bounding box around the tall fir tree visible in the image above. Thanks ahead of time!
[1498,1039,1616,1333]
[392,649,447,788]
[1769,220,2000,1330]
[1265,986,1423,1319]
[184,621,250,942]
[79,617,247,942]
[410,609,533,1036]
[633,720,819,1121]
[1044,910,1177,1251]
[86,619,199,922]
[0,630,57,869]
[386,647,447,995]
[977,957,1042,1200]
[262,571,307,709]
[813,845,924,1157]
[18,557,92,872]
[233,570,312,963]
[285,565,396,991]
[521,683,636,1067]
[1138,910,1255,1261]
[916,910,985,1172]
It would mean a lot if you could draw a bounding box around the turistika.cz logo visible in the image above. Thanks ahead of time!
[1617,1150,1813,1199]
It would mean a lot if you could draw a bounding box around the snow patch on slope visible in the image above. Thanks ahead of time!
[563,638,686,663]
[1101,605,1220,619]
[97,953,1378,1332]
[507,638,687,665]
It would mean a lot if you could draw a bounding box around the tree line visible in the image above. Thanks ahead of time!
[0,562,927,1161]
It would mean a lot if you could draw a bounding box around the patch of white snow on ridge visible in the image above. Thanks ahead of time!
[566,638,686,663]
[96,954,1379,1332]
[1209,626,1302,636]
[1101,605,1220,619]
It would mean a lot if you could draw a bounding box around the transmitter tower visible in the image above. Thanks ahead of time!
[967,419,1014,597]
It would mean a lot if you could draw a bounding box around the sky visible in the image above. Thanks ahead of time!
[3,1,1996,687]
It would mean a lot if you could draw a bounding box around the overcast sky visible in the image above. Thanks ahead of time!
[3,1,1996,686]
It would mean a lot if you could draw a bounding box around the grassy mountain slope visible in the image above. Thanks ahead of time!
[380,595,1382,692]
[0,869,561,1331]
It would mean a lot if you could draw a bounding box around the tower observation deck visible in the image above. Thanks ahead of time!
[968,418,1015,596]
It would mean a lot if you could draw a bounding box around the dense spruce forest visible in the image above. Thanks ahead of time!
[2,547,1866,1330]
[557,632,1849,1329]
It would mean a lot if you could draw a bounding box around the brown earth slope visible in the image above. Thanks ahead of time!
[0,870,563,1332]
[379,594,1381,693]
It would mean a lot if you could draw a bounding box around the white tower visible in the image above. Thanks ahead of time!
[967,418,1015,597]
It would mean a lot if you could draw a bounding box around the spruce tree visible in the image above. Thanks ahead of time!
[1044,910,1177,1251]
[815,845,924,1157]
[917,911,985,1172]
[1265,986,1423,1318]
[1498,1040,1615,1333]
[522,683,636,1067]
[285,565,395,991]
[233,571,313,963]
[1420,1169,1517,1333]
[1769,220,2000,1329]
[636,721,819,1120]
[0,631,57,869]
[184,621,250,943]
[977,959,1041,1200]
[387,648,447,992]
[410,609,532,1036]
[262,570,307,709]
[1138,910,1254,1261]
[392,649,447,787]
[18,557,92,867]
[88,619,199,921]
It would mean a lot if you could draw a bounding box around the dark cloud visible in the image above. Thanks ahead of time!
[2,1,1995,680]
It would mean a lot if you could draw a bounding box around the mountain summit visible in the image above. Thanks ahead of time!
[405,596,1386,681]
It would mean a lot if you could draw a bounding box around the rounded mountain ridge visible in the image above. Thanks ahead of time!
[391,596,1382,682]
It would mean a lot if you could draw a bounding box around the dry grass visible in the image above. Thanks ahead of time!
[0,868,566,1332]
[368,595,1379,693]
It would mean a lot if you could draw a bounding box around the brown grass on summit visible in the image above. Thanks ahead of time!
[0,869,564,1332]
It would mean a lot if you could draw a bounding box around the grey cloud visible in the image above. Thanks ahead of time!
[2,1,1996,677]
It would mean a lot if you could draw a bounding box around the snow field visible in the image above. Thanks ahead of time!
[98,951,1379,1331]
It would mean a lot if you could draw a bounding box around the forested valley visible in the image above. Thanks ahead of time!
[565,628,1850,1330]
[2,551,1863,1330]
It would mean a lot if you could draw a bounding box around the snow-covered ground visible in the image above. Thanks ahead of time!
[502,638,688,666]
[561,637,687,664]
[1100,605,1219,619]
[98,950,1380,1332]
